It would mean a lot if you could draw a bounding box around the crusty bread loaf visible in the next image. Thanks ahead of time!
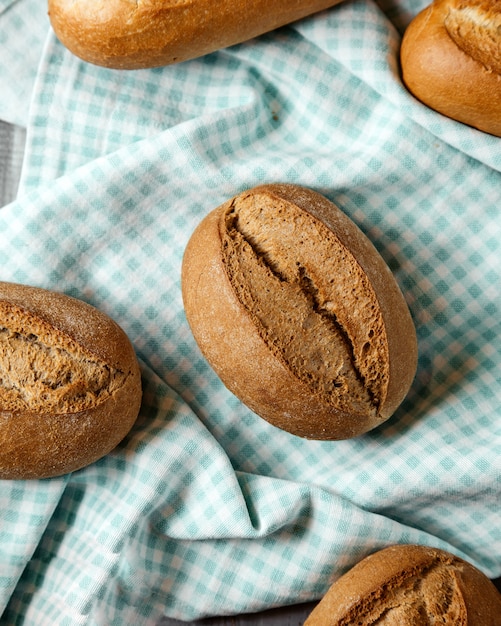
[0,282,142,479]
[400,0,501,137]
[181,184,417,440]
[304,544,501,625]
[48,0,345,70]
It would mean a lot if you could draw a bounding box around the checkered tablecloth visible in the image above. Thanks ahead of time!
[0,0,500,624]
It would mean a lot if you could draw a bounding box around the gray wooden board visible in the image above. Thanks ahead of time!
[156,602,316,626]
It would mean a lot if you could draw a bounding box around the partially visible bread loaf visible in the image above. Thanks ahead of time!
[0,282,142,479]
[400,0,501,137]
[305,544,501,625]
[48,0,345,70]
[182,184,417,440]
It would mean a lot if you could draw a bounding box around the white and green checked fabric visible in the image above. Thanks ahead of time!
[1,0,500,623]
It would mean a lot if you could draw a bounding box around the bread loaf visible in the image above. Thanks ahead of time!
[304,544,501,625]
[0,282,142,479]
[48,0,345,70]
[400,0,501,137]
[181,184,417,440]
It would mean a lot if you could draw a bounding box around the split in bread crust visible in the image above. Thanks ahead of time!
[400,0,501,137]
[182,184,417,440]
[304,545,501,625]
[222,191,388,418]
[0,282,142,479]
[444,0,501,73]
[0,303,127,414]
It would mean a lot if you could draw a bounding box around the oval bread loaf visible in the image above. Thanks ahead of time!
[0,282,142,479]
[48,0,345,70]
[304,544,501,625]
[181,184,417,440]
[400,0,501,137]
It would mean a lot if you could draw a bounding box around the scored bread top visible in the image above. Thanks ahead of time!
[443,0,501,74]
[304,545,501,625]
[0,302,127,414]
[0,282,138,415]
[0,282,142,478]
[400,0,501,136]
[182,184,417,439]
[222,190,389,418]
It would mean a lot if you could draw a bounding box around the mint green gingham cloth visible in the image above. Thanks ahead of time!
[1,0,500,624]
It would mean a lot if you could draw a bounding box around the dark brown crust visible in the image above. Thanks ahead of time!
[48,0,345,70]
[181,184,417,440]
[400,0,501,137]
[0,282,142,479]
[304,545,501,625]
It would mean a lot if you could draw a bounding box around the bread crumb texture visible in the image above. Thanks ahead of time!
[444,0,501,74]
[0,302,126,414]
[342,563,466,625]
[221,192,389,417]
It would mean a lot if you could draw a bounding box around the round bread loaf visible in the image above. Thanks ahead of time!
[48,0,345,70]
[0,282,142,479]
[400,0,501,137]
[304,544,501,625]
[181,184,417,440]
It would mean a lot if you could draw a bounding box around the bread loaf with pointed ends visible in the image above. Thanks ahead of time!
[400,0,501,137]
[304,544,501,625]
[47,0,345,70]
[181,184,417,440]
[0,282,142,479]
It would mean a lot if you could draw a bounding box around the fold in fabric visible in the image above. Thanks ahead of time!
[0,0,500,624]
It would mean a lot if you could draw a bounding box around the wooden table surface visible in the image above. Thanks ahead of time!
[158,603,316,626]
[1,119,500,625]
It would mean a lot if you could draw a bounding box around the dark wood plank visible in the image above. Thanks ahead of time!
[157,601,317,626]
